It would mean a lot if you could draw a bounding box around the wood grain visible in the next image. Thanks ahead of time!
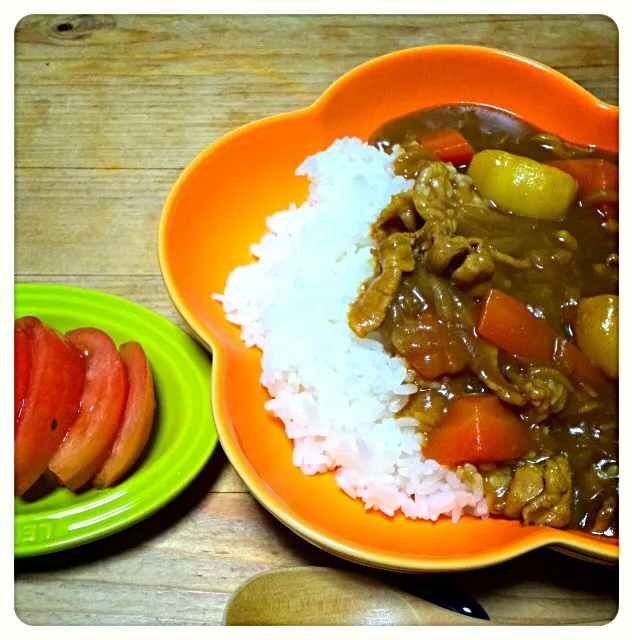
[14,13,618,626]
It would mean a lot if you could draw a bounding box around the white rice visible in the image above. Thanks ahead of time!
[215,137,487,523]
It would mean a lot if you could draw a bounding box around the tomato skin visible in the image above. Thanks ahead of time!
[14,317,85,496]
[93,342,155,488]
[15,325,33,430]
[48,328,129,491]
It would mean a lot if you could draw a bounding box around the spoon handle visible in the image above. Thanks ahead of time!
[406,583,490,620]
[224,567,491,626]
[399,591,490,626]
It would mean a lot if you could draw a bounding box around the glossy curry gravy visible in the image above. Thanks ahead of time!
[362,105,618,536]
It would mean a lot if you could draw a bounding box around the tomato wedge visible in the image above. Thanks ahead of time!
[14,324,33,430]
[93,342,155,488]
[48,328,129,491]
[14,317,85,496]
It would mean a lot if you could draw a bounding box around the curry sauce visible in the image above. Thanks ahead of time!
[353,105,618,536]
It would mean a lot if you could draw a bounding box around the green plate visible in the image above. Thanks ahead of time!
[14,283,217,557]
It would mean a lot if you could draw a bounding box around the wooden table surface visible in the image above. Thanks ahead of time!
[14,14,619,626]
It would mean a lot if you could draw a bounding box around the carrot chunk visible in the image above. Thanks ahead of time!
[476,289,556,364]
[548,158,618,195]
[423,394,529,467]
[418,128,475,166]
[476,289,610,392]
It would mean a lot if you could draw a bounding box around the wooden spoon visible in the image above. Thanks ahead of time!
[223,566,491,626]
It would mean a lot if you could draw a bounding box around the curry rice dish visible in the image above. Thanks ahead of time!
[217,105,618,538]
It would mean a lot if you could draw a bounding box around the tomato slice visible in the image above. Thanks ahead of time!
[15,324,33,430]
[14,317,85,496]
[48,328,129,491]
[93,342,156,488]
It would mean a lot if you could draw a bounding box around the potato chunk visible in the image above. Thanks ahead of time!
[574,294,619,378]
[467,150,578,220]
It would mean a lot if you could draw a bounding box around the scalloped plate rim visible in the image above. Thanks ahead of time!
[14,283,218,557]
[158,45,618,570]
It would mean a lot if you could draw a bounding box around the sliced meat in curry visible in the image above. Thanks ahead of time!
[351,104,619,537]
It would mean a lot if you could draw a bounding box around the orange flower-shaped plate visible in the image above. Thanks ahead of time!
[159,45,618,571]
